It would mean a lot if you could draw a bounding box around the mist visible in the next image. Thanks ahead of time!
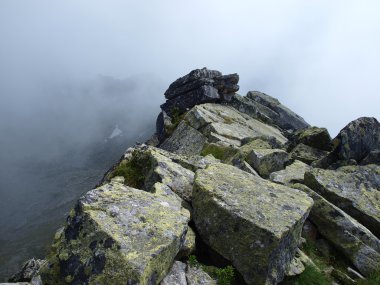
[1,0,380,280]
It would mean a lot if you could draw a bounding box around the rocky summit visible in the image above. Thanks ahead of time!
[9,68,380,285]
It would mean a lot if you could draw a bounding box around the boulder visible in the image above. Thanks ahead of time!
[332,117,380,164]
[290,143,328,164]
[186,266,216,285]
[177,227,196,259]
[160,261,187,285]
[270,160,311,185]
[192,163,313,285]
[360,149,380,165]
[246,91,310,131]
[290,127,332,151]
[246,148,289,178]
[304,165,380,238]
[161,121,208,156]
[293,184,380,276]
[8,259,45,283]
[41,180,190,285]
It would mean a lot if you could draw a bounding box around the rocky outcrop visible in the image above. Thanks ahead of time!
[192,163,313,284]
[14,68,380,285]
[304,165,380,238]
[40,179,190,285]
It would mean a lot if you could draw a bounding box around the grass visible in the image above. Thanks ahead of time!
[166,106,187,135]
[285,266,330,285]
[358,272,380,285]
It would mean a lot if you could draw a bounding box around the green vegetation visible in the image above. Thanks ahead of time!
[201,144,239,163]
[166,106,187,135]
[285,266,330,285]
[187,255,236,285]
[109,152,151,189]
[358,272,380,285]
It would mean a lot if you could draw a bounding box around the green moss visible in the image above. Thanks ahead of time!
[358,272,380,285]
[282,266,330,285]
[166,107,187,135]
[200,144,239,163]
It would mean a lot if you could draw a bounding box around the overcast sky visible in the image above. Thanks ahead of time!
[1,0,379,137]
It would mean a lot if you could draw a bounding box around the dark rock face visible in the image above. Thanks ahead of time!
[157,68,240,140]
[333,117,380,164]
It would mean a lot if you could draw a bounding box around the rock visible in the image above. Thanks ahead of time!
[246,148,289,178]
[331,268,357,285]
[247,91,310,131]
[9,259,45,283]
[290,127,332,151]
[304,165,380,238]
[156,111,173,142]
[292,183,380,276]
[347,267,365,280]
[161,85,220,117]
[186,266,216,285]
[360,149,380,165]
[290,143,328,164]
[192,163,313,285]
[164,68,222,100]
[332,117,380,164]
[184,103,288,146]
[301,220,318,242]
[315,239,333,258]
[270,160,310,185]
[161,121,208,156]
[177,227,196,259]
[41,180,190,285]
[160,261,187,285]
[232,158,259,176]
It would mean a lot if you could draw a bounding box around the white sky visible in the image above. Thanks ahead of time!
[1,0,379,136]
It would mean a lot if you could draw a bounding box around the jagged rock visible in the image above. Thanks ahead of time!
[270,160,310,185]
[331,268,357,285]
[160,261,187,285]
[40,180,190,285]
[360,149,380,165]
[302,220,318,241]
[246,91,309,131]
[290,143,328,164]
[289,127,332,151]
[304,165,380,238]
[232,157,259,176]
[161,121,208,156]
[156,111,174,142]
[161,85,220,117]
[164,68,222,100]
[246,148,289,178]
[292,183,380,276]
[286,249,316,277]
[192,163,313,285]
[332,117,380,164]
[8,259,45,283]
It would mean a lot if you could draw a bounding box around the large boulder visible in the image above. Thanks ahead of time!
[304,165,380,238]
[289,127,332,151]
[331,117,380,164]
[290,143,328,165]
[40,179,190,285]
[192,163,313,285]
[270,160,311,185]
[292,184,380,276]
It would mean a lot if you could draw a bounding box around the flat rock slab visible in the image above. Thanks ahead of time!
[246,148,289,178]
[192,163,313,285]
[304,165,380,238]
[41,180,190,285]
[270,160,310,185]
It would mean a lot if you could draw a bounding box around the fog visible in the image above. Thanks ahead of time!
[1,0,380,280]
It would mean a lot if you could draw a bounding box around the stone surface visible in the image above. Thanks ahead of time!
[247,91,310,131]
[290,143,328,164]
[304,165,380,238]
[360,149,380,165]
[177,227,196,259]
[246,148,289,178]
[192,163,313,285]
[40,180,190,285]
[290,127,332,151]
[270,160,310,185]
[332,117,380,164]
[161,121,208,156]
[186,266,216,285]
[8,259,45,283]
[292,183,380,276]
[160,261,187,285]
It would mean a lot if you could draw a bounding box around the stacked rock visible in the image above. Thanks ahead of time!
[161,68,239,116]
[156,68,239,141]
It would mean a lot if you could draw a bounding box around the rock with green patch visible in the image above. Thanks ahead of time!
[40,180,190,285]
[200,143,240,163]
[304,165,380,238]
[270,160,310,185]
[290,143,328,164]
[192,163,313,285]
[292,183,380,276]
[246,148,289,178]
[161,121,208,156]
[177,227,196,259]
[291,127,332,151]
